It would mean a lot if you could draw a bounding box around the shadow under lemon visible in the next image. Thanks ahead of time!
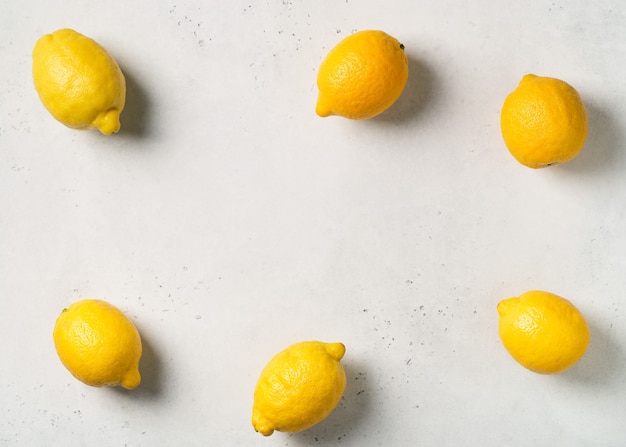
[112,327,163,399]
[288,358,372,444]
[117,63,152,138]
[369,52,438,125]
[555,99,623,175]
[557,317,623,386]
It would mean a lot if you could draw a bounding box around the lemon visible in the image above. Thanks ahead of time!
[53,299,142,389]
[500,74,588,168]
[252,341,347,436]
[316,30,408,120]
[32,28,126,135]
[497,291,590,374]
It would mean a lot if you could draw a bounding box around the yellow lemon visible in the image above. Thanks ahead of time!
[252,341,347,436]
[500,74,588,168]
[497,291,590,374]
[53,299,142,389]
[32,28,126,135]
[316,30,408,119]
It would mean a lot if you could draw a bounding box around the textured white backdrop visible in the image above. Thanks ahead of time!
[1,1,625,445]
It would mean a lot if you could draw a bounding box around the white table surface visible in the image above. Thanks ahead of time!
[2,1,626,445]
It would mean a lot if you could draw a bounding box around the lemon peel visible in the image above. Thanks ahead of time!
[32,28,126,135]
[252,341,346,436]
[53,299,142,388]
[316,30,408,120]
[500,74,588,168]
[497,290,590,374]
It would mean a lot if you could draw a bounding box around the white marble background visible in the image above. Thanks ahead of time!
[1,1,625,445]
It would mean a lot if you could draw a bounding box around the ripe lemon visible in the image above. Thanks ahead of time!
[316,30,408,120]
[53,299,142,389]
[500,74,588,168]
[32,28,126,135]
[497,291,590,374]
[252,341,347,436]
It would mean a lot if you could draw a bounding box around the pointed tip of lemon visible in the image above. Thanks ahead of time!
[324,342,346,361]
[252,411,275,436]
[497,297,518,316]
[120,368,141,389]
[255,427,275,437]
[92,108,121,135]
[315,97,333,118]
[35,32,54,49]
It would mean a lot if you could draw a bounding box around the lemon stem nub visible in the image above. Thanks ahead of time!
[92,108,121,135]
